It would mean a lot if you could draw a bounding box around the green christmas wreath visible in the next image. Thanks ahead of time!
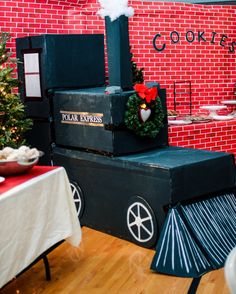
[124,83,164,138]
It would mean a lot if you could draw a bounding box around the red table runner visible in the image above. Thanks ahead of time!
[0,166,59,195]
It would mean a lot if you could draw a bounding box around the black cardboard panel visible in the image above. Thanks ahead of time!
[52,145,235,246]
[52,87,168,155]
[16,34,105,118]
[25,119,52,165]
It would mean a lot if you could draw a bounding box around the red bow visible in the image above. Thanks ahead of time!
[134,84,158,103]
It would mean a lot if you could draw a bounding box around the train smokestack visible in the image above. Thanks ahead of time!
[105,15,133,90]
[98,1,134,90]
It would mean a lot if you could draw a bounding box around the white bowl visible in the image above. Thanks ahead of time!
[0,151,44,176]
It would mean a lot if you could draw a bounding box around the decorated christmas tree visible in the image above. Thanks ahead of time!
[131,51,144,85]
[0,32,32,149]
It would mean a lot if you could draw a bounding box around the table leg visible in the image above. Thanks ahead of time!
[43,255,51,281]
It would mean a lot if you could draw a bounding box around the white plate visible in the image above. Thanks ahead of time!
[212,115,234,121]
[221,100,236,105]
[168,120,192,125]
[200,105,227,111]
[167,115,178,120]
[0,176,5,183]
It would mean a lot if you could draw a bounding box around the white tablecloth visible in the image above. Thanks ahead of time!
[0,167,82,288]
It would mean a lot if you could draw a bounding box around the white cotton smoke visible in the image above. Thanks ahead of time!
[97,0,134,21]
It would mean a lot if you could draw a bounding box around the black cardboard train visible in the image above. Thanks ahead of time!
[16,17,236,277]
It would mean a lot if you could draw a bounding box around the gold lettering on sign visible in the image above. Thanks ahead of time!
[60,111,104,127]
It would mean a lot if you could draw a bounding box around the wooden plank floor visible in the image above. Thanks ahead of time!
[0,227,230,294]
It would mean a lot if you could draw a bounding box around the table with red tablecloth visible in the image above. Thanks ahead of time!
[0,166,82,288]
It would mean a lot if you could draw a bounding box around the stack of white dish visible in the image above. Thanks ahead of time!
[200,105,234,121]
[221,100,236,117]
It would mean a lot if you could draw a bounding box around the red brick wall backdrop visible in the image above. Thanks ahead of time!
[129,2,236,113]
[1,0,236,157]
[168,120,236,155]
